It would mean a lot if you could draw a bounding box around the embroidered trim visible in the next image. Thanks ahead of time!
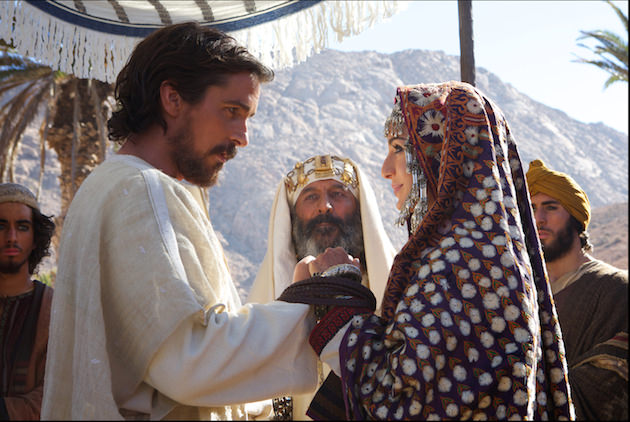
[271,396,293,420]
[309,306,371,355]
[603,331,628,350]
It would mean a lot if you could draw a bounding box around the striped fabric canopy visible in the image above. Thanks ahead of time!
[0,0,401,83]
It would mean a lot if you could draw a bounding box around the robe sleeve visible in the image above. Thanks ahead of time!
[569,357,628,420]
[319,320,352,376]
[145,301,319,406]
[554,264,628,420]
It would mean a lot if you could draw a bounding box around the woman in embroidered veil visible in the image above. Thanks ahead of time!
[307,81,575,420]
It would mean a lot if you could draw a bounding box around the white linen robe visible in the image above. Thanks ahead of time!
[41,154,318,420]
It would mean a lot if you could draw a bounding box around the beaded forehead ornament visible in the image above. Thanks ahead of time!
[384,99,428,234]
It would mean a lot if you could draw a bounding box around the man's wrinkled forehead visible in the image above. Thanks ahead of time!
[296,178,355,202]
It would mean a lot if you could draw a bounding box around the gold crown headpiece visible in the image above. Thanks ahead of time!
[285,155,359,205]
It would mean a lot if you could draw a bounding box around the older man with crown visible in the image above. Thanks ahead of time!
[247,154,396,420]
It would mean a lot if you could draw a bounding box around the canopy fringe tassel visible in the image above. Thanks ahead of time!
[0,0,401,83]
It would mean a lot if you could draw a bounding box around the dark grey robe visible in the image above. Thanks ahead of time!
[553,259,628,420]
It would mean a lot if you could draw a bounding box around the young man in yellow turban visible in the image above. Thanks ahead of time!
[526,159,628,421]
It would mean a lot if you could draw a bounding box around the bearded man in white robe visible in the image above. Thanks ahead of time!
[41,22,355,420]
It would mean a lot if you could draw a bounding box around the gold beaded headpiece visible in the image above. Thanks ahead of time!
[285,154,359,205]
[384,101,407,139]
[383,97,428,234]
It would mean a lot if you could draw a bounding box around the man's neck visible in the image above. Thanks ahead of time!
[545,245,592,284]
[117,127,180,180]
[0,267,33,297]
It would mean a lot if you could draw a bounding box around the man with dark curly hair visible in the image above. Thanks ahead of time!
[0,182,55,420]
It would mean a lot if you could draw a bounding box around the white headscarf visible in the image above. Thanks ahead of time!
[247,155,396,312]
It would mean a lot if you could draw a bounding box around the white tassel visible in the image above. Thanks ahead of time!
[232,0,403,69]
[0,0,402,82]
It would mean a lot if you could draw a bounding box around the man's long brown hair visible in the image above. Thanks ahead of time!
[107,21,274,144]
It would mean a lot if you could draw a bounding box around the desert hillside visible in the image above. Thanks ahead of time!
[589,202,628,270]
[11,47,628,297]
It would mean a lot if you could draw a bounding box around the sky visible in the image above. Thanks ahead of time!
[328,0,629,135]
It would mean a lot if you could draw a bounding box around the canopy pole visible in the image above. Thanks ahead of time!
[458,0,476,86]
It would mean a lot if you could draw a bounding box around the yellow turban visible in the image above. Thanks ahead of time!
[526,159,591,230]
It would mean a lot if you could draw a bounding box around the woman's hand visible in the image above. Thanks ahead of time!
[292,247,360,282]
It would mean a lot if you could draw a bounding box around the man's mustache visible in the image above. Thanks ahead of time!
[207,143,237,160]
[304,214,345,236]
[1,243,22,252]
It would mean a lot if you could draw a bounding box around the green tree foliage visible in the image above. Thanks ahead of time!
[575,1,628,88]
[37,269,56,287]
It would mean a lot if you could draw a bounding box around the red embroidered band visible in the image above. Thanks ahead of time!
[309,306,371,355]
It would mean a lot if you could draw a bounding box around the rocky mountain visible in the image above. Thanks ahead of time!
[13,48,628,300]
[589,202,628,270]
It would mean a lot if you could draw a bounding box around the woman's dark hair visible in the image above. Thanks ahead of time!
[29,208,55,274]
[570,215,593,252]
[107,22,274,144]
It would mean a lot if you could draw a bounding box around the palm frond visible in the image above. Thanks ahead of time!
[37,84,56,200]
[605,0,628,32]
[0,79,48,178]
[604,73,625,88]
[6,81,51,182]
[578,30,628,65]
[0,66,53,86]
[0,80,37,151]
[574,0,628,89]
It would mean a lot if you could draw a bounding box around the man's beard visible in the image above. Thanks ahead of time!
[168,125,236,187]
[292,207,364,262]
[0,257,28,274]
[540,219,575,262]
